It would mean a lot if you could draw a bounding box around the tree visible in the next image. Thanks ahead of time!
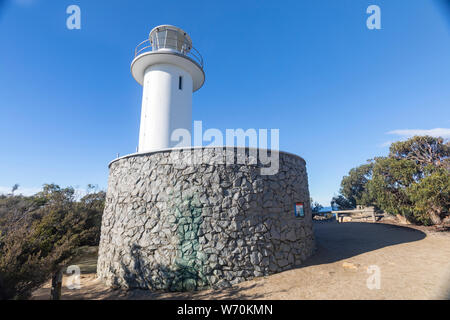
[389,135,449,169]
[332,162,374,209]
[368,136,449,225]
[11,184,19,195]
[365,157,419,222]
[335,136,449,225]
[331,195,354,210]
[0,184,105,299]
[0,224,53,299]
[310,198,323,214]
[407,167,450,225]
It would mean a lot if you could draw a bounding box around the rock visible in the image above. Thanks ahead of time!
[270,228,281,240]
[97,147,314,292]
[215,240,226,251]
[277,259,289,268]
[250,252,262,265]
[285,229,296,241]
[342,262,359,270]
[183,279,197,291]
[396,214,412,225]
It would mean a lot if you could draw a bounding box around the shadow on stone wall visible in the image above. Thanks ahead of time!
[303,222,426,267]
[117,245,202,292]
[115,194,208,292]
[116,246,276,299]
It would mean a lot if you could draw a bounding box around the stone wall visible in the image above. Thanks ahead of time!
[97,147,315,291]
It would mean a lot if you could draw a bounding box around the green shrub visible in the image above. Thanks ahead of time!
[0,184,105,300]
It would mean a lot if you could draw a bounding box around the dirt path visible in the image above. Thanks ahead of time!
[32,222,450,300]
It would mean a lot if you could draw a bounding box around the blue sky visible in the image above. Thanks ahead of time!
[0,0,449,205]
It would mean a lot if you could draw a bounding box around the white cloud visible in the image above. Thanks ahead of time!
[380,128,450,148]
[387,128,450,139]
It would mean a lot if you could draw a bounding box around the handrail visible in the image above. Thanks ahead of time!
[134,38,203,68]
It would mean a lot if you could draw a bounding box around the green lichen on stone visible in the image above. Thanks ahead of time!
[168,193,208,291]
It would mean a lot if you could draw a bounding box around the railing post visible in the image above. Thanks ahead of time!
[134,38,203,68]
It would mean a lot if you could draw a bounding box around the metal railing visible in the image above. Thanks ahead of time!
[134,38,204,68]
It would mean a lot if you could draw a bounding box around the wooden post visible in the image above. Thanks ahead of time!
[367,207,376,222]
[51,268,63,300]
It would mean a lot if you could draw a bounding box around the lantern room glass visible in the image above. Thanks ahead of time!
[150,28,191,54]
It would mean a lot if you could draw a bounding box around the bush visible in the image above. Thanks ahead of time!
[0,184,105,299]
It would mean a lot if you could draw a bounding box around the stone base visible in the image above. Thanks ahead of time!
[97,147,315,291]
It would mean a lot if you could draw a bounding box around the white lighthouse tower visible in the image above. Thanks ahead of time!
[131,25,205,152]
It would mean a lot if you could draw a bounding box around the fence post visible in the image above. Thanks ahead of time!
[51,268,63,300]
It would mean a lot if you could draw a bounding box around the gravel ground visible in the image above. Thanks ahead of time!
[32,221,450,300]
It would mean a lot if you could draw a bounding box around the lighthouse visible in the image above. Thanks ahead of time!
[98,25,315,291]
[131,25,205,152]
